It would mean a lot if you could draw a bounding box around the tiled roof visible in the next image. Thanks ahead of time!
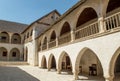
[0,20,28,33]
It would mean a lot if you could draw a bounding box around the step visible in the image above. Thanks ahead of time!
[0,61,29,66]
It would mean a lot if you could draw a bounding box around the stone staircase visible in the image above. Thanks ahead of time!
[0,61,29,66]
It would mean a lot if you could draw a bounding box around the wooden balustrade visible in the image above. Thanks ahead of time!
[105,12,120,30]
[75,22,99,39]
[49,40,56,48]
[42,44,47,50]
[58,33,71,45]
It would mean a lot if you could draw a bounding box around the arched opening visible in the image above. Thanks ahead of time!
[76,8,98,28]
[9,48,20,61]
[41,56,47,69]
[75,8,98,39]
[0,32,9,43]
[110,48,120,81]
[58,22,71,45]
[58,52,72,74]
[27,32,29,38]
[75,48,104,80]
[114,54,120,80]
[48,54,56,71]
[50,31,56,42]
[60,22,71,36]
[107,0,120,13]
[11,33,21,44]
[42,37,47,50]
[49,31,56,48]
[0,47,8,61]
[30,30,33,36]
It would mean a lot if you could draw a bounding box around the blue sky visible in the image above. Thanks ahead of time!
[0,0,79,24]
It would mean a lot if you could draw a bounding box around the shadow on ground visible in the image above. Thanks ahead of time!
[0,66,40,81]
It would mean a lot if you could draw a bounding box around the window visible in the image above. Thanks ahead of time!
[12,52,16,57]
[2,51,7,57]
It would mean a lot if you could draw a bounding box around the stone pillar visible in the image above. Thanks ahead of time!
[32,24,38,66]
[98,17,106,33]
[73,71,79,80]
[104,76,114,81]
[56,37,58,47]
[9,33,13,43]
[57,69,61,74]
[47,42,49,50]
[7,50,10,61]
[48,67,51,71]
[71,30,75,42]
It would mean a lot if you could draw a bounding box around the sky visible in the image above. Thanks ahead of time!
[0,0,79,25]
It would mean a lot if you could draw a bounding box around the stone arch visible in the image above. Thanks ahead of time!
[42,36,47,45]
[76,7,98,29]
[11,33,21,44]
[75,47,103,76]
[48,54,56,70]
[41,55,47,68]
[106,0,120,13]
[0,32,9,43]
[0,47,8,61]
[60,22,71,36]
[27,32,29,38]
[58,51,73,73]
[109,47,120,78]
[49,30,56,42]
[9,48,20,61]
[42,36,47,50]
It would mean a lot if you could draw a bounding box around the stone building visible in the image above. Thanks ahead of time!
[0,0,120,81]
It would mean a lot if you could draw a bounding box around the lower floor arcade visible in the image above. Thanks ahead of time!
[37,31,120,81]
[39,48,120,81]
[0,47,22,61]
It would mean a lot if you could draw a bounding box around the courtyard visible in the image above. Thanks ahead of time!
[0,65,105,81]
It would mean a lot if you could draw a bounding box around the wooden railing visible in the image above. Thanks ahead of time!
[75,21,99,39]
[42,44,47,50]
[58,32,71,45]
[49,40,56,48]
[105,12,120,30]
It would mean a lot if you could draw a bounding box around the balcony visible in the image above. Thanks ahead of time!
[58,32,71,45]
[39,11,120,51]
[75,21,99,39]
[105,12,120,31]
[49,40,56,48]
[42,44,47,50]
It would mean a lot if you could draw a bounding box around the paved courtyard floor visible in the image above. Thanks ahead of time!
[0,65,119,81]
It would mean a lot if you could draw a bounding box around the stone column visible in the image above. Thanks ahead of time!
[47,42,49,50]
[71,30,75,42]
[57,69,61,74]
[73,70,79,80]
[32,24,38,66]
[98,17,106,33]
[104,76,114,81]
[56,37,58,47]
[7,49,10,61]
[9,33,13,43]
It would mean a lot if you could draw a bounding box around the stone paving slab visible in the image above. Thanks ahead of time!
[0,65,109,81]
